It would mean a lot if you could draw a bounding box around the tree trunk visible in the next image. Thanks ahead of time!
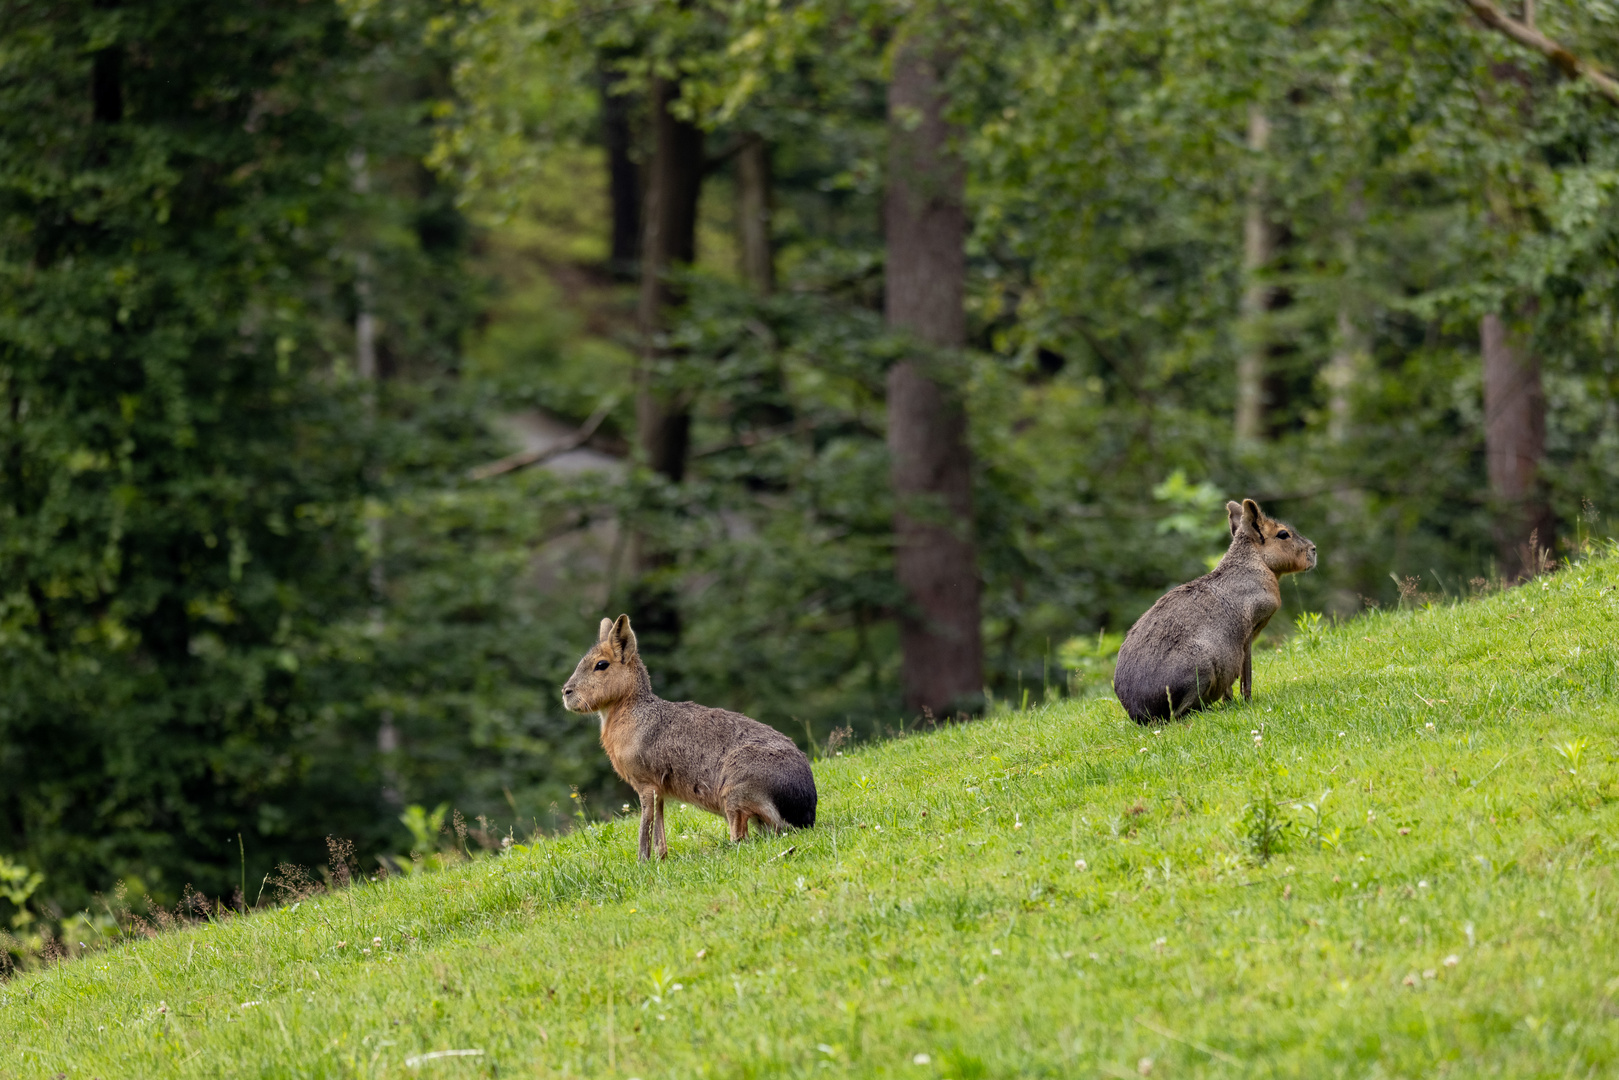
[1482,311,1553,579]
[1234,106,1277,446]
[885,39,983,718]
[1325,187,1367,444]
[349,149,400,806]
[736,135,774,295]
[599,56,640,277]
[92,45,122,123]
[1325,307,1367,443]
[628,76,705,670]
[635,76,704,484]
[359,257,393,793]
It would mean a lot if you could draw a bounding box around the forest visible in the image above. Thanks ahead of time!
[1,0,1617,942]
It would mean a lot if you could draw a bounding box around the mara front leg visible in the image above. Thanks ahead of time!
[637,788,659,862]
[1241,639,1253,702]
[653,793,668,860]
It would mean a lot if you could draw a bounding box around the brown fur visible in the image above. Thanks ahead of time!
[561,615,817,860]
[1112,498,1317,722]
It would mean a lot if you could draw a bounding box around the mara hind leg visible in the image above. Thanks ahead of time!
[1170,663,1233,718]
[726,807,751,842]
[1164,666,1206,719]
[1136,682,1194,724]
[750,800,788,836]
[725,799,786,841]
[652,793,668,860]
[1168,682,1201,719]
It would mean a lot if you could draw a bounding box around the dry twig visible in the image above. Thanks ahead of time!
[467,402,614,481]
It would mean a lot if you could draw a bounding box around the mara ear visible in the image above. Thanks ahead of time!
[1229,499,1263,543]
[1242,498,1266,542]
[608,614,638,661]
[597,617,614,643]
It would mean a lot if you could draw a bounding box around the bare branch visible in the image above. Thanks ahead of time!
[1457,0,1619,105]
[467,403,614,481]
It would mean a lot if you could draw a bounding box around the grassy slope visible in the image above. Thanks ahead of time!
[6,559,1619,1079]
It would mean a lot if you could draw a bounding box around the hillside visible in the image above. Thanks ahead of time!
[5,556,1619,1078]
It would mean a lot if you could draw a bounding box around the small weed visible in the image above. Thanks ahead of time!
[1552,738,1594,798]
[1238,790,1290,863]
[1292,611,1325,649]
[266,863,322,905]
[0,856,43,930]
[326,836,358,889]
[1391,573,1436,608]
[400,803,449,853]
[644,965,678,1004]
[390,802,466,872]
[1292,790,1342,851]
[825,726,854,756]
[1553,738,1586,777]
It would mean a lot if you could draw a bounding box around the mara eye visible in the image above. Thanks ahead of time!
[1276,530,1290,539]
[594,660,610,671]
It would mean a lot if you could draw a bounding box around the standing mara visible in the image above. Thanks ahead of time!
[562,615,817,861]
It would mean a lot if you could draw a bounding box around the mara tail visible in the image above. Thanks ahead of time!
[771,761,817,828]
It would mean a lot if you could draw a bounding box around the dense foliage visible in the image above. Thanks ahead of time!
[0,0,598,923]
[0,0,387,917]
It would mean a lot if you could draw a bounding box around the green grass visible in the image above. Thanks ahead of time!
[7,558,1619,1079]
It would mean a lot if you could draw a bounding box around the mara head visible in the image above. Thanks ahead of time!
[1227,498,1317,575]
[561,614,645,713]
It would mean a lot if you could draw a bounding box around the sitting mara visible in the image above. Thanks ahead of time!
[1113,498,1317,722]
[561,615,817,860]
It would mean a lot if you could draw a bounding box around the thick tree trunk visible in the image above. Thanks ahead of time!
[736,135,774,294]
[1235,106,1277,446]
[599,57,640,276]
[1482,311,1554,579]
[635,76,704,484]
[885,40,983,718]
[629,76,705,667]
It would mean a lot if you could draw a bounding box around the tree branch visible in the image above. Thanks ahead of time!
[1457,0,1619,105]
[467,403,614,481]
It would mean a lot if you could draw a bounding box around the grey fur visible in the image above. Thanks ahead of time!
[1113,498,1317,722]
[561,615,816,861]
